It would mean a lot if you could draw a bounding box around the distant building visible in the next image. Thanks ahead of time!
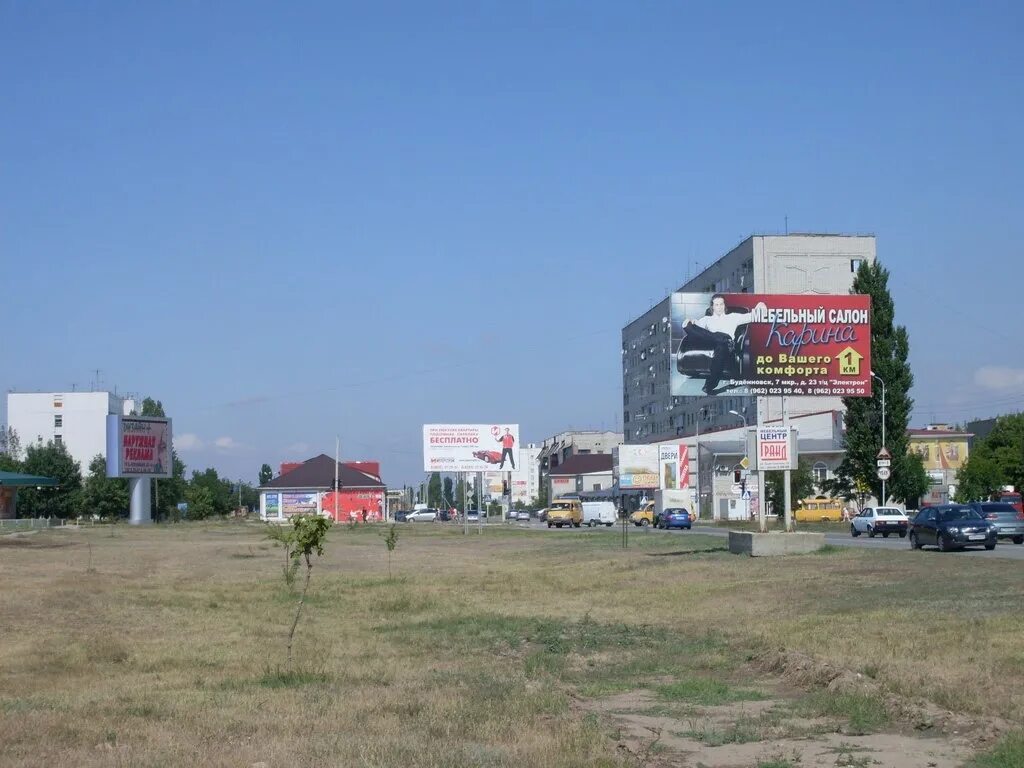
[7,391,136,475]
[548,454,614,500]
[907,425,972,506]
[484,444,542,506]
[260,455,388,523]
[622,234,875,443]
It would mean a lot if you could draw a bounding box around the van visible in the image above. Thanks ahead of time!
[547,499,583,528]
[794,497,844,523]
[582,501,617,527]
[629,501,656,527]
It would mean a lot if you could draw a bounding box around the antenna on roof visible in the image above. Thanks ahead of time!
[784,215,789,235]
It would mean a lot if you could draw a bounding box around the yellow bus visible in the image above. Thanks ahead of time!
[794,497,844,523]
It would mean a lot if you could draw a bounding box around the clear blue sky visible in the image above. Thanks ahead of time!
[3,1,1022,487]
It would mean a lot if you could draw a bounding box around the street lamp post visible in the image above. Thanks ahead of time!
[871,371,887,504]
[694,406,708,519]
[728,409,747,428]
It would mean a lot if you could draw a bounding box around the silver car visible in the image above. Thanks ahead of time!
[405,508,438,522]
[967,502,1024,544]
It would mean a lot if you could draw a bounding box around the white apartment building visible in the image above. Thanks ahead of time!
[6,392,136,476]
[622,234,876,443]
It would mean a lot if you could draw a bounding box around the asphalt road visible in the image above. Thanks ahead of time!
[509,519,1024,561]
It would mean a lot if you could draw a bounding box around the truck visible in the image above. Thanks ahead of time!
[582,501,617,527]
[654,489,692,526]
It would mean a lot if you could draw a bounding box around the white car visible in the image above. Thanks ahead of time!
[405,508,438,522]
[851,506,909,538]
[515,510,531,522]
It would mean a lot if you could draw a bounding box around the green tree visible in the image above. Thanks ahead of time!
[764,458,815,516]
[283,515,331,666]
[185,484,216,520]
[427,473,442,508]
[834,260,918,504]
[189,467,233,515]
[139,397,165,417]
[81,454,129,520]
[892,450,930,509]
[442,476,454,508]
[154,452,188,521]
[18,440,82,518]
[0,426,22,472]
[259,463,274,485]
[455,477,466,510]
[955,413,1024,501]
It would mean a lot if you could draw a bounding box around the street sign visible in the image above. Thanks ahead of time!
[877,466,891,480]
[742,489,752,500]
[755,427,797,471]
[877,447,892,459]
[876,458,891,468]
[739,456,750,470]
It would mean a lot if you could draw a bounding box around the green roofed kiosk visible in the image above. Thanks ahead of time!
[0,471,59,519]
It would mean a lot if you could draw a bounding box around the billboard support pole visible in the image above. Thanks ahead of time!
[783,396,794,532]
[477,471,484,534]
[129,477,152,525]
[694,408,702,520]
[756,396,767,533]
[463,472,468,536]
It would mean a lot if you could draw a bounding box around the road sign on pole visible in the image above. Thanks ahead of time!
[877,466,891,480]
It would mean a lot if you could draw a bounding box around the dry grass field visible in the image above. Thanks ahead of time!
[1,521,1022,768]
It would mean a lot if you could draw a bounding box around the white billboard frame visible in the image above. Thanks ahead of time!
[106,415,173,479]
[422,424,520,473]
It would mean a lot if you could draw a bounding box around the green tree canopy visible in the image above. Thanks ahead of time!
[18,440,83,518]
[259,463,274,485]
[955,413,1024,501]
[81,454,129,520]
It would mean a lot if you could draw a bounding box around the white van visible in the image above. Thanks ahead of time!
[582,501,617,528]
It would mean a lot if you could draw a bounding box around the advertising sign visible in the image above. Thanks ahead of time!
[265,493,280,519]
[756,427,797,471]
[658,444,690,490]
[423,424,520,472]
[281,492,318,517]
[669,292,872,397]
[106,415,172,478]
[616,445,659,489]
[550,476,576,498]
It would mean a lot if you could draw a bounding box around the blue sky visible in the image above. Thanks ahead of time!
[3,1,1022,487]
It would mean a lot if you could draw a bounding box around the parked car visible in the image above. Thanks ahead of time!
[405,508,438,522]
[465,509,481,522]
[537,508,549,523]
[657,508,692,530]
[393,510,411,522]
[908,505,996,551]
[515,509,531,522]
[850,506,909,538]
[965,502,1024,544]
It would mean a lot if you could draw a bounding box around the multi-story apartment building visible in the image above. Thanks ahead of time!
[6,391,136,475]
[622,234,875,442]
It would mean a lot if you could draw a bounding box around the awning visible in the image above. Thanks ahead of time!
[0,471,59,487]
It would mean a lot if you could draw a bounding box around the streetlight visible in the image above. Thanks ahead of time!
[694,406,709,519]
[871,371,887,504]
[728,409,748,428]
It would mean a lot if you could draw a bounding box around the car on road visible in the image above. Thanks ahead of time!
[405,508,438,522]
[393,510,411,522]
[547,499,582,528]
[629,501,656,527]
[537,508,549,523]
[465,509,481,522]
[966,502,1024,544]
[515,510,531,522]
[851,506,909,538]
[794,497,844,522]
[908,504,996,551]
[657,508,692,530]
[437,509,455,522]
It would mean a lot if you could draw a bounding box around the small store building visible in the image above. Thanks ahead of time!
[259,454,388,523]
[0,471,59,519]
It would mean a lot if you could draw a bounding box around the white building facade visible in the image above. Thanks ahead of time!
[622,234,876,443]
[7,392,135,475]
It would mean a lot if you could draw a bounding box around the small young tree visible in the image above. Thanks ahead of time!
[284,515,331,666]
[265,523,298,587]
[382,524,399,580]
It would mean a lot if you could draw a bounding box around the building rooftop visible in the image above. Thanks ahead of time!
[261,454,385,489]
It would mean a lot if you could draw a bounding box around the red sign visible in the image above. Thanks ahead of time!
[670,293,872,397]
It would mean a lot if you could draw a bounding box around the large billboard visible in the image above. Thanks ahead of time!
[615,445,660,489]
[423,424,520,472]
[281,492,318,517]
[658,444,690,490]
[670,293,871,397]
[106,415,172,478]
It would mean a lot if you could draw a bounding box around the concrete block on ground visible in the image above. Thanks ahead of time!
[728,530,826,556]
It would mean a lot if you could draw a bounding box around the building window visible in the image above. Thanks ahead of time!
[812,462,828,483]
[54,434,62,444]
[54,415,63,428]
[53,396,63,408]
[851,259,863,273]
[592,483,602,491]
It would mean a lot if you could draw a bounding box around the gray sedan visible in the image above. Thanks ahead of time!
[967,502,1024,544]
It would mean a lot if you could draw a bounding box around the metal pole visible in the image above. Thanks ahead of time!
[880,376,887,504]
[463,471,468,536]
[694,407,701,520]
[756,396,766,533]
[477,471,484,534]
[783,396,793,532]
[335,436,340,522]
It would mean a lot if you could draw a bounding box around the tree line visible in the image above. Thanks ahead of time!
[0,398,261,521]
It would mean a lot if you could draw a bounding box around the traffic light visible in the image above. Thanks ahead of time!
[733,469,742,483]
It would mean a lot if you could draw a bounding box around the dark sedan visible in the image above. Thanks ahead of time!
[909,505,996,552]
[966,502,1024,544]
[393,510,411,522]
